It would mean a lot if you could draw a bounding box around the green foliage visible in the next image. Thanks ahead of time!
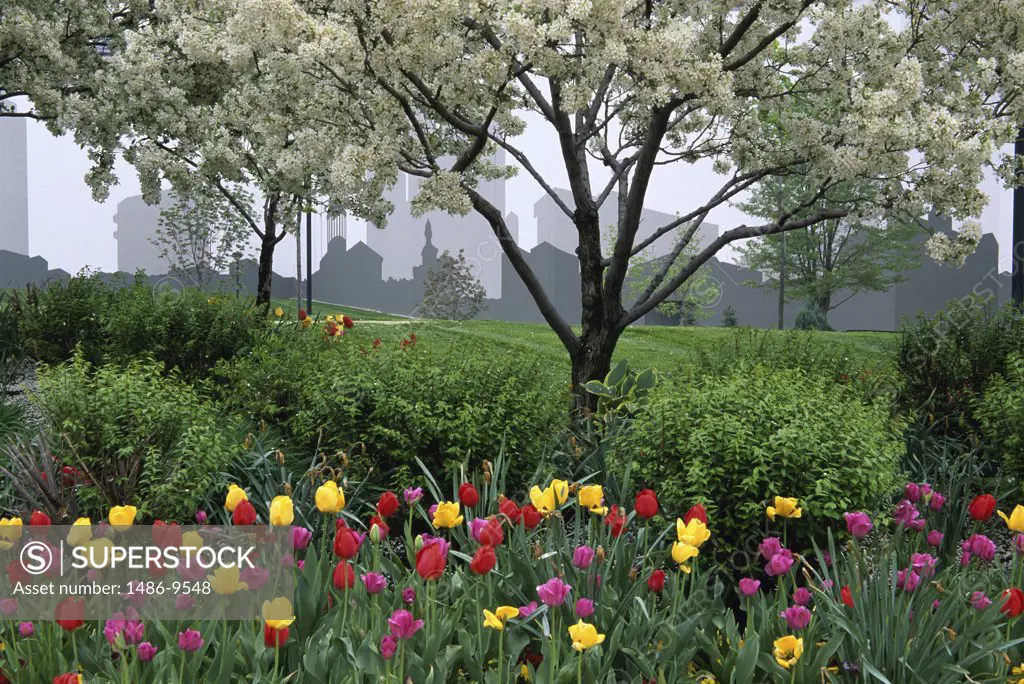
[973,352,1024,484]
[896,297,1024,443]
[582,359,659,423]
[0,399,25,445]
[34,352,245,520]
[14,274,270,379]
[419,248,487,320]
[0,292,24,392]
[615,364,904,568]
[212,326,564,491]
[721,305,738,327]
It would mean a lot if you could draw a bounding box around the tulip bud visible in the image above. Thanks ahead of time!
[243,434,253,449]
[276,450,286,466]
[341,452,349,469]
[532,542,542,560]
[483,470,492,485]
[283,482,293,496]
[628,566,639,581]
[595,546,606,564]
[568,482,579,495]
[258,420,267,433]
[369,525,382,544]
[414,535,425,550]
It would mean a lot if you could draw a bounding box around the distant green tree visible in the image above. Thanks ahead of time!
[722,306,738,327]
[738,176,921,325]
[419,249,487,320]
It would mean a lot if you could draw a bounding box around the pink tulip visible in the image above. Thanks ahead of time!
[362,572,387,594]
[575,598,595,619]
[537,578,572,606]
[572,546,595,569]
[738,578,761,597]
[780,605,811,630]
[388,609,424,640]
[844,512,873,538]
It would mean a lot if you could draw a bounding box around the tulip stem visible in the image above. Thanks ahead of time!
[577,652,583,684]
[497,631,504,684]
[273,642,280,682]
[399,640,406,683]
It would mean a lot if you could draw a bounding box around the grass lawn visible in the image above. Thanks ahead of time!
[348,317,900,380]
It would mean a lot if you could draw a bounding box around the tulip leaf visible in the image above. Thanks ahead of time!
[732,633,758,684]
[633,595,650,621]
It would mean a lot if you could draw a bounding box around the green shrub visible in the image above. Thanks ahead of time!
[34,352,245,520]
[794,304,832,331]
[895,297,1024,440]
[213,327,564,490]
[0,292,24,391]
[614,363,904,569]
[16,274,271,380]
[973,352,1024,485]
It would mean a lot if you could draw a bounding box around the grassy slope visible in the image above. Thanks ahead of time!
[268,297,407,321]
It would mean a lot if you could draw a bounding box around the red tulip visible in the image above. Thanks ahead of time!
[968,494,997,521]
[647,569,666,593]
[332,561,355,590]
[264,623,289,647]
[55,597,85,631]
[1001,587,1024,618]
[458,483,480,508]
[634,490,659,519]
[53,675,80,684]
[152,520,183,548]
[478,519,504,547]
[7,559,29,586]
[520,504,542,530]
[334,524,361,559]
[604,505,626,537]
[469,545,496,575]
[342,315,354,329]
[841,585,854,608]
[415,542,447,580]
[683,504,707,526]
[498,498,521,524]
[29,510,51,526]
[376,491,400,518]
[233,500,258,526]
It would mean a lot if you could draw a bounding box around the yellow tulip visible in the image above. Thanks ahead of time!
[0,518,23,550]
[483,606,519,631]
[577,485,608,515]
[325,315,335,323]
[224,484,249,513]
[273,307,284,318]
[671,541,699,573]
[67,517,92,546]
[210,566,249,595]
[108,505,137,529]
[766,496,802,521]
[773,635,803,669]
[432,501,464,528]
[262,597,295,630]
[567,620,605,651]
[181,531,204,550]
[269,495,294,526]
[529,485,557,515]
[84,538,116,569]
[998,505,1024,533]
[551,479,569,505]
[315,480,346,514]
[676,517,711,549]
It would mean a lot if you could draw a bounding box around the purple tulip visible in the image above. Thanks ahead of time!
[910,553,938,578]
[904,483,921,503]
[844,512,873,538]
[780,605,812,630]
[175,594,196,611]
[1013,533,1024,556]
[765,549,794,577]
[961,534,997,563]
[926,530,944,547]
[420,534,451,558]
[362,572,387,594]
[469,518,488,543]
[388,610,424,640]
[0,599,16,616]
[896,569,920,592]
[572,546,595,569]
[403,587,416,604]
[970,591,992,610]
[137,642,157,662]
[929,492,945,511]
[519,601,538,618]
[894,500,922,529]
[537,577,572,606]
[759,537,782,561]
[291,526,313,551]
[738,578,761,597]
[178,629,203,652]
[195,510,208,524]
[404,487,424,506]
[17,622,33,637]
[240,566,270,591]
[380,634,398,659]
[428,504,438,519]
[793,587,811,606]
[575,598,595,619]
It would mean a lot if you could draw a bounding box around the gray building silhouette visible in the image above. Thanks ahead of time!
[0,118,29,256]
[113,195,175,274]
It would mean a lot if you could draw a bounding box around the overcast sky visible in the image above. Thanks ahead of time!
[19,111,1015,277]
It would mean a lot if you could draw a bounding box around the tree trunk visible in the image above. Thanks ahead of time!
[255,196,280,307]
[570,327,619,415]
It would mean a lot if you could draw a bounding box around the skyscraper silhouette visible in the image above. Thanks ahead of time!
[0,117,29,256]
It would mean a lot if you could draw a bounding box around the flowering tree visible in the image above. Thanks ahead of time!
[0,1,150,119]
[62,0,1024,407]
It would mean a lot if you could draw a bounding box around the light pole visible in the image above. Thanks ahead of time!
[1013,124,1024,308]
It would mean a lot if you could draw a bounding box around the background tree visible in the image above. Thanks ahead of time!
[154,188,253,288]
[737,176,923,325]
[419,249,487,321]
[56,1,1024,410]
